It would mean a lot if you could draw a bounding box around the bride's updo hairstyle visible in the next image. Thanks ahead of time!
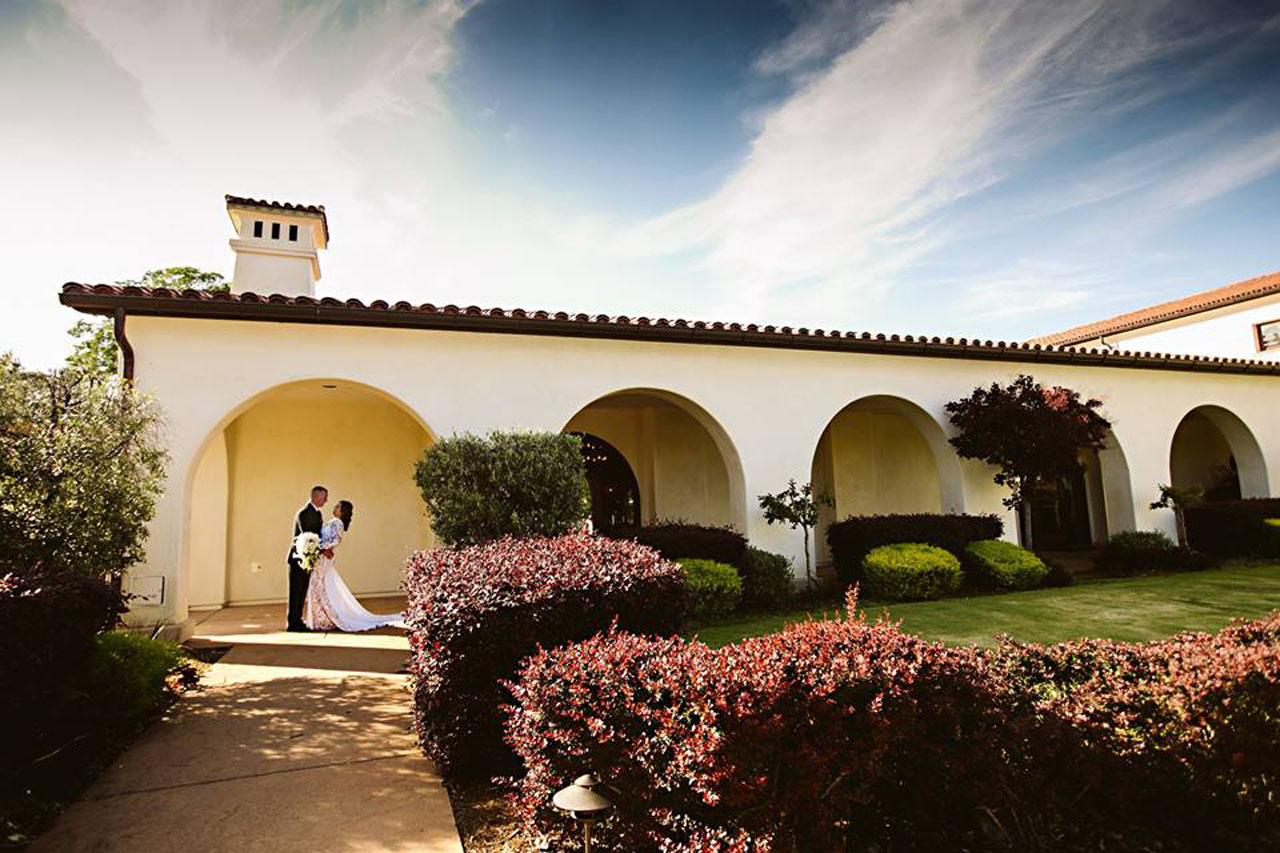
[337,500,355,531]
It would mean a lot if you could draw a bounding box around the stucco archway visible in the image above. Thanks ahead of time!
[563,388,748,532]
[810,395,965,566]
[185,379,435,609]
[1169,405,1269,500]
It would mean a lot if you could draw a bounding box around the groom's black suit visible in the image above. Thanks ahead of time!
[287,502,324,631]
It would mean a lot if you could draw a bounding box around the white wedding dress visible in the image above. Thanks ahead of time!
[303,518,404,632]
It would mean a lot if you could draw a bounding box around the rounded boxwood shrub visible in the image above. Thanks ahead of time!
[680,558,743,619]
[741,546,794,609]
[964,539,1048,590]
[861,543,963,601]
[826,513,1002,584]
[412,430,588,547]
[405,533,685,777]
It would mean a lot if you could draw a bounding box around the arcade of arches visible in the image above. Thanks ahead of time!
[184,383,1271,611]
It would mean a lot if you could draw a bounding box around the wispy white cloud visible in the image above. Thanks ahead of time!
[951,261,1103,324]
[623,0,1280,327]
[1155,129,1280,208]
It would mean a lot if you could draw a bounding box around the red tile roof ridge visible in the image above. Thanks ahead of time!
[58,282,1280,374]
[1028,270,1280,346]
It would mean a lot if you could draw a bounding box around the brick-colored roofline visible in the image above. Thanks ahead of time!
[1028,270,1280,347]
[224,195,329,243]
[59,283,1280,376]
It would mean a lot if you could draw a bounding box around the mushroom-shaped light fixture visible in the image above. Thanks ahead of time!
[553,772,617,852]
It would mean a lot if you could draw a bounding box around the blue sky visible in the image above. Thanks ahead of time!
[2,0,1279,368]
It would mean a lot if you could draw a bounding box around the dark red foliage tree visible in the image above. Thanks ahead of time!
[945,374,1111,511]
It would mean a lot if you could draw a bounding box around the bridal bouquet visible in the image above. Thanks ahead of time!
[293,532,322,572]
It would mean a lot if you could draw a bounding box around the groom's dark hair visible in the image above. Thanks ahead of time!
[311,485,328,496]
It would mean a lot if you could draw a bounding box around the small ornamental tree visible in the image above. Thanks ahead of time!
[1151,483,1205,546]
[0,355,168,578]
[758,479,832,590]
[945,375,1110,547]
[413,430,589,547]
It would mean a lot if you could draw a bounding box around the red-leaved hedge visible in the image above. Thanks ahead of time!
[505,591,1280,851]
[404,534,685,777]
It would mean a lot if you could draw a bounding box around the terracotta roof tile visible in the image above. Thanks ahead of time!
[1028,271,1280,346]
[58,283,1280,376]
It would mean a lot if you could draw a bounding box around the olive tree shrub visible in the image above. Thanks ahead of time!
[413,430,589,546]
[0,356,168,577]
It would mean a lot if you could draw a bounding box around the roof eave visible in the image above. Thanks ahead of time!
[59,285,1280,377]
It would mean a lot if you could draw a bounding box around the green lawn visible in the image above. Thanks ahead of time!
[689,562,1280,649]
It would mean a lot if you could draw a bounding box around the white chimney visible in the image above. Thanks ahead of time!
[225,195,328,297]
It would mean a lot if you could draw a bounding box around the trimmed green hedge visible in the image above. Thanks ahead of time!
[1184,499,1280,558]
[680,559,743,619]
[1094,530,1214,576]
[861,543,963,601]
[609,521,748,570]
[964,539,1047,590]
[741,546,794,609]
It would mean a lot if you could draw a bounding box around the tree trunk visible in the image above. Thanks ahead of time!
[1018,477,1034,551]
[802,525,813,590]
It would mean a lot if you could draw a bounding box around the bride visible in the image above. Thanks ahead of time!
[303,500,403,632]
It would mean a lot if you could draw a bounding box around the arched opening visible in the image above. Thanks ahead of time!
[186,380,434,610]
[1024,429,1134,550]
[563,389,746,531]
[571,431,641,535]
[1170,405,1269,500]
[810,396,965,566]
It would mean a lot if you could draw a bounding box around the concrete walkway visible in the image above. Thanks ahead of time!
[34,599,463,853]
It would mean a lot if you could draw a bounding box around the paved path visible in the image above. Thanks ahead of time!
[34,599,463,853]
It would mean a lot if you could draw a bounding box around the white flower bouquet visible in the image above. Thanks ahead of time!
[293,532,322,573]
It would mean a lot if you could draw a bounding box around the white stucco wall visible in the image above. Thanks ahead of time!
[115,313,1280,628]
[186,432,228,610]
[1072,293,1280,360]
[230,250,317,298]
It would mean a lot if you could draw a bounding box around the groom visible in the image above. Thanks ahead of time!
[286,485,328,632]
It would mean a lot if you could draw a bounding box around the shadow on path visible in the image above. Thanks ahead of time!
[32,601,460,853]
